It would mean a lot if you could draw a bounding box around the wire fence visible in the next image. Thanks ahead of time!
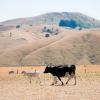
[0,65,100,75]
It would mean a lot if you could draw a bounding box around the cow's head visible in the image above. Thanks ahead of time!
[44,65,52,73]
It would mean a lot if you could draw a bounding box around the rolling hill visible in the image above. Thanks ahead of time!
[0,12,100,66]
[0,12,100,29]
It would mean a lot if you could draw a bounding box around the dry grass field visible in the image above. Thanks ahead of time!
[0,65,100,100]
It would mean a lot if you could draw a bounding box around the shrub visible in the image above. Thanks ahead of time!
[45,34,50,37]
[59,19,77,28]
[16,25,20,28]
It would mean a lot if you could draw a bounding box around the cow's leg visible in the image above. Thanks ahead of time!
[66,75,71,84]
[51,76,57,85]
[66,74,76,85]
[37,76,41,84]
[28,75,32,84]
[29,76,32,84]
[73,75,76,85]
[70,74,76,85]
[30,76,32,83]
[57,77,64,85]
[30,78,31,84]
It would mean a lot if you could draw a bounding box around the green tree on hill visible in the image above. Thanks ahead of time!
[59,19,77,28]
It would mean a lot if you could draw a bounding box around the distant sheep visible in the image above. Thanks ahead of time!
[9,71,14,75]
[21,71,26,75]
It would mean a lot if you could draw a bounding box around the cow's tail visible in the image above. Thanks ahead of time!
[72,65,76,74]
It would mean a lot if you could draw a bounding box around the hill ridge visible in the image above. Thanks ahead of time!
[0,12,100,29]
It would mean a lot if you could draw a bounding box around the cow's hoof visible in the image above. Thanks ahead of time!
[61,83,64,86]
[50,83,55,86]
[66,82,68,84]
[55,84,64,86]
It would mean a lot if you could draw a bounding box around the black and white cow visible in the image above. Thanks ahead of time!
[44,64,76,85]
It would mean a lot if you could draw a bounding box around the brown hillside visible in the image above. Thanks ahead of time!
[0,25,100,66]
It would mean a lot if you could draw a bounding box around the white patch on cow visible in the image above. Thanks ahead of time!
[65,72,69,77]
[47,65,50,67]
[68,64,71,67]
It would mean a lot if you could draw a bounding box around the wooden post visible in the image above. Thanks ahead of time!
[84,64,86,73]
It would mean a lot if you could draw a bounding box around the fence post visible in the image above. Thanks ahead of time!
[84,64,87,73]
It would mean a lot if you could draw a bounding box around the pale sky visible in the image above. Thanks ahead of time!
[0,0,100,22]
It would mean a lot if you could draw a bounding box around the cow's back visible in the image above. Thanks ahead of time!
[56,64,76,75]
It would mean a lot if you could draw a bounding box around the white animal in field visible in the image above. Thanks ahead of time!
[21,70,41,83]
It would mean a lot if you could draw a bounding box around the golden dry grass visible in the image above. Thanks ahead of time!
[0,65,100,100]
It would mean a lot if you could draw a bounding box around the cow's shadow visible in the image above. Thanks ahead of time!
[50,84,65,86]
[50,83,76,86]
[55,84,65,86]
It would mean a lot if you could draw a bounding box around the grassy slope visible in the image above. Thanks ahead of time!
[0,25,100,66]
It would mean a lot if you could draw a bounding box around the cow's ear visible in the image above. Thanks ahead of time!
[46,64,49,67]
[46,65,49,67]
[44,61,48,66]
[45,63,48,67]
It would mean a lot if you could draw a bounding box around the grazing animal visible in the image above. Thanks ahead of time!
[21,70,41,83]
[44,64,76,85]
[9,71,14,75]
[21,71,26,75]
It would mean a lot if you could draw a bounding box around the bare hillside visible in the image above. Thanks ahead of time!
[0,25,100,66]
[21,29,100,65]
